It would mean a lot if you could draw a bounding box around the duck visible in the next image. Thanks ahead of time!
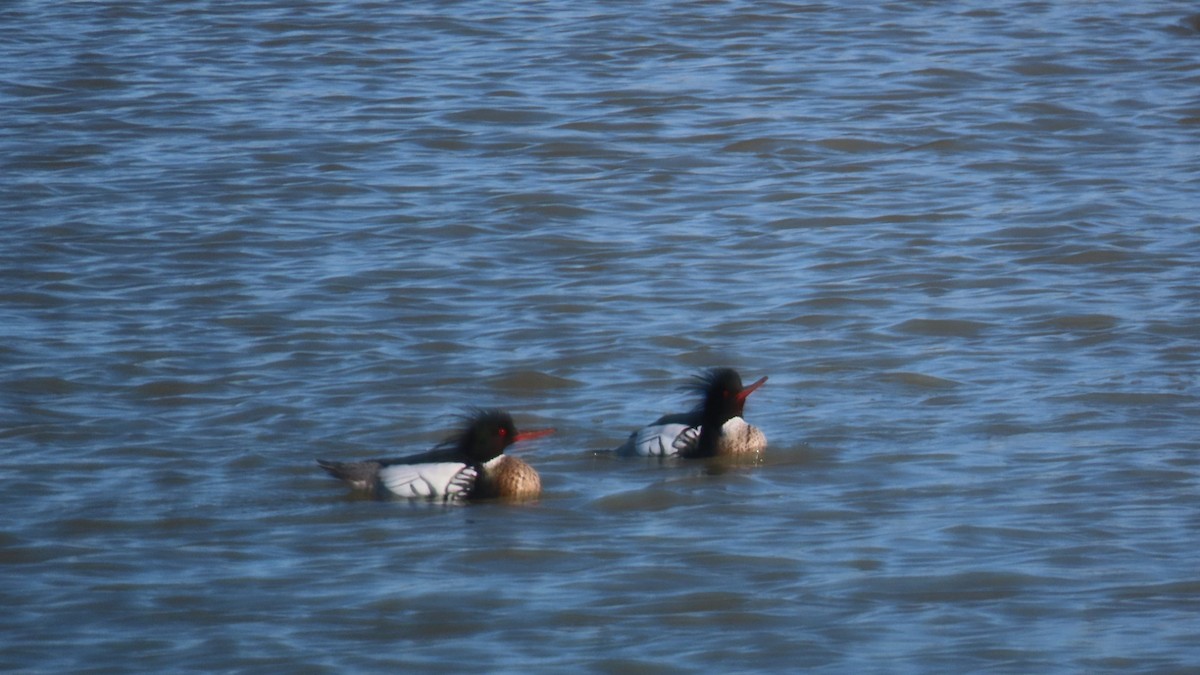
[317,409,552,501]
[615,368,767,458]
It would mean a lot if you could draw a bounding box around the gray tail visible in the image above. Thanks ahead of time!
[316,459,379,491]
[315,458,344,478]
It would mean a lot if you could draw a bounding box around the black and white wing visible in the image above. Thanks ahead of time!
[377,462,478,501]
[615,423,700,457]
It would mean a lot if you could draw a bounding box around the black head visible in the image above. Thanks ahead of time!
[451,409,555,464]
[691,368,768,424]
[454,409,519,463]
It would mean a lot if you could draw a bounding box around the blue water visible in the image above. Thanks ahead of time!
[3,1,1199,672]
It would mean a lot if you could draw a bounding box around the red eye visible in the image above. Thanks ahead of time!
[498,428,508,437]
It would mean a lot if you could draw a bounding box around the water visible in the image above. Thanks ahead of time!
[3,1,1199,672]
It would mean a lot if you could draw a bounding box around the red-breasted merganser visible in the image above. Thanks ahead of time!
[317,409,553,502]
[616,368,767,458]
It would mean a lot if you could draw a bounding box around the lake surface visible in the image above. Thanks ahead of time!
[3,1,1199,672]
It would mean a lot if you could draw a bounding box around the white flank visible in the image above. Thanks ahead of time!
[378,462,477,501]
[618,423,699,457]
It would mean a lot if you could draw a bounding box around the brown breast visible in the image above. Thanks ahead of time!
[717,419,768,456]
[476,455,541,501]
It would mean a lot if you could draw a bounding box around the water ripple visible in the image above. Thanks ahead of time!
[3,0,1198,672]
